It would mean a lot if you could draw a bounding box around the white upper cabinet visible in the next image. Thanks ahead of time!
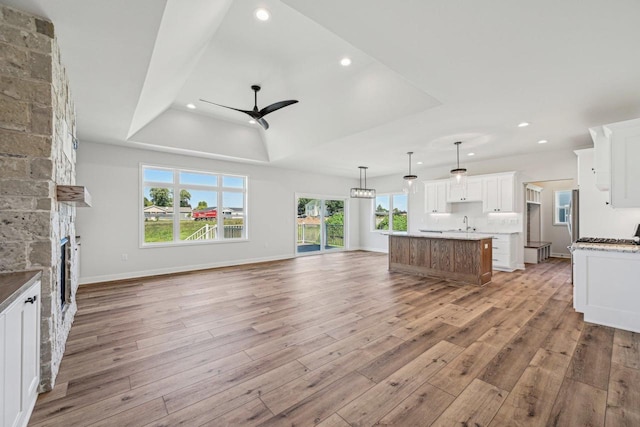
[446,177,482,202]
[424,181,450,213]
[608,119,640,208]
[590,126,611,191]
[591,118,640,208]
[482,173,515,212]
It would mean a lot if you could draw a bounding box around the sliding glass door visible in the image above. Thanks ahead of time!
[296,197,345,255]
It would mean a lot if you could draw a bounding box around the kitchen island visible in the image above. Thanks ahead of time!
[389,234,493,286]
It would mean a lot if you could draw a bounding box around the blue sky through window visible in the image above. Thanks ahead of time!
[143,168,173,183]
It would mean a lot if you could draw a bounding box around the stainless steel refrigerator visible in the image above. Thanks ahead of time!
[567,189,579,282]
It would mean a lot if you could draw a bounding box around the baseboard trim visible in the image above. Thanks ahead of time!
[551,253,571,259]
[355,246,388,253]
[79,254,295,285]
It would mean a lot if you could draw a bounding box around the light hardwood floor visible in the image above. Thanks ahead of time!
[29,251,640,426]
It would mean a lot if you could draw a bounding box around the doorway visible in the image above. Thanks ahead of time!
[296,197,346,255]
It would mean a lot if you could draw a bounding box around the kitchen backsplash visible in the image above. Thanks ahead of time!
[415,202,523,234]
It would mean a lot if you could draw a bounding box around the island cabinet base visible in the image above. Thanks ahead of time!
[389,235,492,286]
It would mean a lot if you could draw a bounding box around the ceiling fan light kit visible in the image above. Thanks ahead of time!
[350,166,376,199]
[200,85,298,130]
[403,151,418,194]
[450,141,468,186]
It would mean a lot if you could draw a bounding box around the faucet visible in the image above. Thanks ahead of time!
[463,216,471,231]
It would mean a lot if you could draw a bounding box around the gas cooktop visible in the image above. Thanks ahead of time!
[576,237,639,245]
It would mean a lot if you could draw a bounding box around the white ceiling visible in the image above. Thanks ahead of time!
[5,0,640,178]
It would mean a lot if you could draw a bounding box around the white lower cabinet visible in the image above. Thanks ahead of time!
[573,249,640,332]
[491,234,516,272]
[1,280,40,427]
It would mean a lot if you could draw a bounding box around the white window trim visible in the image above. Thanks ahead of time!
[371,192,409,233]
[139,163,249,247]
[553,189,571,226]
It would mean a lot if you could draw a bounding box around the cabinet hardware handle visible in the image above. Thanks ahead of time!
[25,296,37,304]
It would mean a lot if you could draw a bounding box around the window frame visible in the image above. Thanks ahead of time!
[140,164,248,247]
[371,192,409,233]
[553,189,571,226]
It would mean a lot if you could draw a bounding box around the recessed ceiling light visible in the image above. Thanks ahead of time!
[186,103,196,109]
[538,139,548,144]
[468,152,475,156]
[518,122,530,128]
[417,161,423,165]
[255,8,270,21]
[340,57,352,67]
[249,119,257,124]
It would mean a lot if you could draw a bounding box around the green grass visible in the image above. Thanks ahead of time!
[145,219,247,242]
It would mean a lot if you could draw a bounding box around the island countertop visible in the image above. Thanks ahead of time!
[388,232,493,241]
[0,270,42,313]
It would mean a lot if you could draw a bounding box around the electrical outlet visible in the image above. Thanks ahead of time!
[121,253,128,261]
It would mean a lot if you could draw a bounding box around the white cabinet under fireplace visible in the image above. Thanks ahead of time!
[1,279,40,427]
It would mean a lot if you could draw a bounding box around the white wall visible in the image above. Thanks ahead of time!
[576,149,640,238]
[530,179,575,257]
[359,148,580,269]
[76,141,359,283]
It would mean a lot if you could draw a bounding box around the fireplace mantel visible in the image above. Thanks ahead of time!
[56,185,92,207]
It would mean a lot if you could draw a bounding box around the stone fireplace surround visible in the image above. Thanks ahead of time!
[0,4,79,391]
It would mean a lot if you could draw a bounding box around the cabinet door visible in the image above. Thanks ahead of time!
[0,313,4,425]
[483,175,514,212]
[425,183,438,213]
[446,181,465,202]
[483,176,499,212]
[22,282,40,405]
[610,121,640,207]
[465,178,483,201]
[425,182,450,213]
[497,175,514,212]
[435,182,450,212]
[3,301,23,427]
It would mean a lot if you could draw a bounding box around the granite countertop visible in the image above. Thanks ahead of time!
[0,270,42,313]
[571,242,640,253]
[391,232,493,241]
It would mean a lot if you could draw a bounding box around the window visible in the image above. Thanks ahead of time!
[141,165,247,245]
[373,193,408,232]
[554,190,571,225]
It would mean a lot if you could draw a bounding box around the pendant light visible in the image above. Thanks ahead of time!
[403,151,418,194]
[450,141,467,186]
[350,166,376,199]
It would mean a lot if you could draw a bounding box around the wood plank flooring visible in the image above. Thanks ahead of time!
[29,252,640,426]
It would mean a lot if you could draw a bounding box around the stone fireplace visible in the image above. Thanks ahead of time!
[0,4,80,391]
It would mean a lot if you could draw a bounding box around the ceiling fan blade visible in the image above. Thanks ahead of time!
[199,99,256,117]
[259,100,298,117]
[257,117,269,130]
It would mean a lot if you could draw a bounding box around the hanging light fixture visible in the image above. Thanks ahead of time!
[403,151,418,194]
[350,166,376,199]
[450,141,467,186]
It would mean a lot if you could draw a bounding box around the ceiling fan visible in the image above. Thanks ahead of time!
[200,85,298,130]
